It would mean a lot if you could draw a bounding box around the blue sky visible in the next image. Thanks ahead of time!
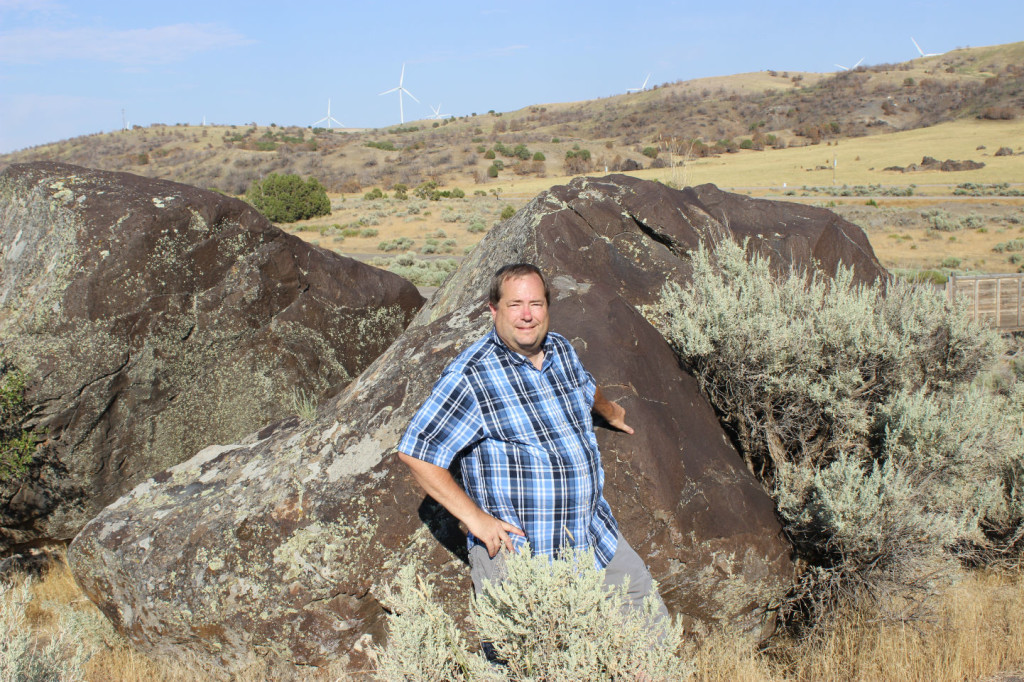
[1,0,1020,153]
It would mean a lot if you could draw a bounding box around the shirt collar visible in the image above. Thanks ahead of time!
[487,327,553,367]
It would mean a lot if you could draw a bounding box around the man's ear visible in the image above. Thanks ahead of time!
[488,302,497,319]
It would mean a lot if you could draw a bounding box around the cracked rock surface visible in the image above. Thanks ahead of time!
[69,175,887,674]
[0,162,424,549]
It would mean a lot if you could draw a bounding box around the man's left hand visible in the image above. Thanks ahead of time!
[603,400,634,434]
[593,386,634,434]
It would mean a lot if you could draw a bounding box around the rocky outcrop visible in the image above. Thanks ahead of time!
[887,156,986,172]
[69,175,887,674]
[0,162,424,549]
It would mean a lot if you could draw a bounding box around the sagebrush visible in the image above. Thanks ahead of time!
[643,239,1024,623]
[375,547,691,681]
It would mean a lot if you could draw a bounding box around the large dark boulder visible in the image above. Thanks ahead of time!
[0,162,424,549]
[69,175,887,674]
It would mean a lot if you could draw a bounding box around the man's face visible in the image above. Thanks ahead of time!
[489,273,549,358]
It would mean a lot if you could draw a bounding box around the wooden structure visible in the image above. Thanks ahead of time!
[947,273,1024,332]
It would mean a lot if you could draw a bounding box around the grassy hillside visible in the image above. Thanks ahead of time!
[2,41,1022,279]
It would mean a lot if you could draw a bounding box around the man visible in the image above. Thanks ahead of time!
[397,263,667,617]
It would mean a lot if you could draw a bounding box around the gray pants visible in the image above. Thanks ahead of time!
[468,530,670,623]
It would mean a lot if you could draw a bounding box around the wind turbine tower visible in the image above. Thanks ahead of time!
[835,57,864,71]
[911,37,940,58]
[627,74,651,93]
[379,64,419,124]
[312,99,344,129]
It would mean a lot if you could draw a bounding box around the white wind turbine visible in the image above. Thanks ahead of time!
[379,64,419,124]
[911,37,940,58]
[835,57,864,71]
[312,99,344,129]
[627,73,651,93]
[429,103,448,120]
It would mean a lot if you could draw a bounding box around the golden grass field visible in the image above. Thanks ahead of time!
[5,549,1023,681]
[279,117,1024,279]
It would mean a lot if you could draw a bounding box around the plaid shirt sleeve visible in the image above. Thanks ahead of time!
[398,370,484,469]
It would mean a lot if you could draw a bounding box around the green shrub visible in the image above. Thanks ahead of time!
[364,187,385,201]
[484,149,496,160]
[366,140,398,151]
[993,239,1024,253]
[246,173,331,223]
[369,255,458,287]
[532,152,546,162]
[467,218,487,234]
[940,256,962,268]
[375,548,690,681]
[360,228,379,238]
[644,239,1021,621]
[901,269,948,285]
[487,165,499,178]
[378,237,415,252]
[500,205,515,220]
[739,139,754,150]
[641,146,659,159]
[1,360,37,484]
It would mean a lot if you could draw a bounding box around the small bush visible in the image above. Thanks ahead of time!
[500,205,515,220]
[994,239,1024,253]
[1,581,89,680]
[364,187,385,200]
[1,359,37,483]
[369,255,458,287]
[641,146,659,159]
[246,173,331,223]
[375,548,690,681]
[378,237,415,252]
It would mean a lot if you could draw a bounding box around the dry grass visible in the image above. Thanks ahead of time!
[632,118,1024,191]
[4,549,1024,681]
[694,570,1024,682]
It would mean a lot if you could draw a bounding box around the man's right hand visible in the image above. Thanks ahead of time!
[398,453,525,558]
[466,509,525,557]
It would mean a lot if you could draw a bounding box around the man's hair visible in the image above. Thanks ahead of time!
[489,263,550,306]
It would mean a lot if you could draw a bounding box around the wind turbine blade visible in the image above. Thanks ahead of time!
[405,89,419,104]
[836,64,848,70]
[380,87,399,96]
[399,63,405,87]
[854,58,864,68]
[642,74,650,88]
[911,37,924,57]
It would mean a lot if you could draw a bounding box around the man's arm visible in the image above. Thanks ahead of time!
[397,452,524,557]
[593,386,634,434]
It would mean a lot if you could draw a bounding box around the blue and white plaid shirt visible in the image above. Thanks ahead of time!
[399,328,619,568]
